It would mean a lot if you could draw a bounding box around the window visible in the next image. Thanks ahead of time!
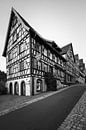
[55,56,57,63]
[60,60,63,66]
[42,62,44,71]
[38,61,41,70]
[13,30,17,42]
[48,50,50,58]
[52,54,55,61]
[12,16,17,28]
[8,52,12,61]
[13,48,17,58]
[20,61,24,71]
[44,48,47,56]
[61,71,64,78]
[58,69,60,76]
[26,37,30,44]
[14,64,18,73]
[50,52,52,60]
[42,45,44,54]
[58,58,60,64]
[9,66,13,75]
[19,42,25,53]
[17,27,20,39]
[44,64,47,72]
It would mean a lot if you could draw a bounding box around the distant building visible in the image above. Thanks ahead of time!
[61,43,86,85]
[79,59,85,83]
[74,54,80,83]
[61,43,76,85]
[74,54,85,83]
[2,8,66,96]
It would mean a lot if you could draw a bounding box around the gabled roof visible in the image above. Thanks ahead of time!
[60,43,72,55]
[2,7,62,57]
[60,43,75,62]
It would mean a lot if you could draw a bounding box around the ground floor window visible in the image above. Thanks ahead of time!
[36,79,42,92]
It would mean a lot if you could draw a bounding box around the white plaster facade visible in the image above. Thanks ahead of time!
[7,77,31,96]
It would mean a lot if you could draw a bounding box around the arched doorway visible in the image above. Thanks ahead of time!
[14,82,19,95]
[21,81,26,96]
[9,82,13,94]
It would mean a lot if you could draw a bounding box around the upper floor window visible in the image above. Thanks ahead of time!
[42,45,44,54]
[38,61,41,70]
[44,63,47,72]
[52,54,55,61]
[19,42,25,53]
[20,61,24,71]
[50,52,52,60]
[48,50,50,58]
[34,42,41,52]
[11,16,17,28]
[13,47,17,58]
[14,64,18,73]
[13,30,17,42]
[58,57,60,64]
[9,66,13,75]
[26,37,30,44]
[44,48,47,56]
[8,52,12,61]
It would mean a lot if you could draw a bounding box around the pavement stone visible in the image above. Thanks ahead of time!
[58,91,86,130]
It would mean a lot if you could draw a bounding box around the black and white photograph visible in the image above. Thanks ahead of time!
[0,0,86,129]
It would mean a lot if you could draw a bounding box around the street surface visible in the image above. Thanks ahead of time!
[0,84,86,130]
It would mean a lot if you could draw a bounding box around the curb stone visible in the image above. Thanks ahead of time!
[58,91,86,130]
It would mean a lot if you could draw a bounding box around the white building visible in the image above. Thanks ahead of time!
[3,8,66,96]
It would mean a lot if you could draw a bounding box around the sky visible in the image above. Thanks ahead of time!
[0,0,86,72]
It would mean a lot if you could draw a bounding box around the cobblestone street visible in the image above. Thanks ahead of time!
[58,91,86,130]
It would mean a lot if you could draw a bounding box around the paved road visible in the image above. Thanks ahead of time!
[0,85,86,130]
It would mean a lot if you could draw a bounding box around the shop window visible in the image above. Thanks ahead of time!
[36,79,42,92]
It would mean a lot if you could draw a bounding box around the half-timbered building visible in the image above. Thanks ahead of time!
[61,43,76,85]
[3,8,66,96]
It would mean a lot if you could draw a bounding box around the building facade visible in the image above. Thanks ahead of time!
[61,43,76,85]
[61,44,86,85]
[74,54,80,83]
[3,8,66,96]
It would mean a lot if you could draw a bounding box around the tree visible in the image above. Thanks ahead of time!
[0,71,7,95]
[0,81,7,94]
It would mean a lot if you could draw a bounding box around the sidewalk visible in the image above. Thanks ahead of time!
[58,91,86,130]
